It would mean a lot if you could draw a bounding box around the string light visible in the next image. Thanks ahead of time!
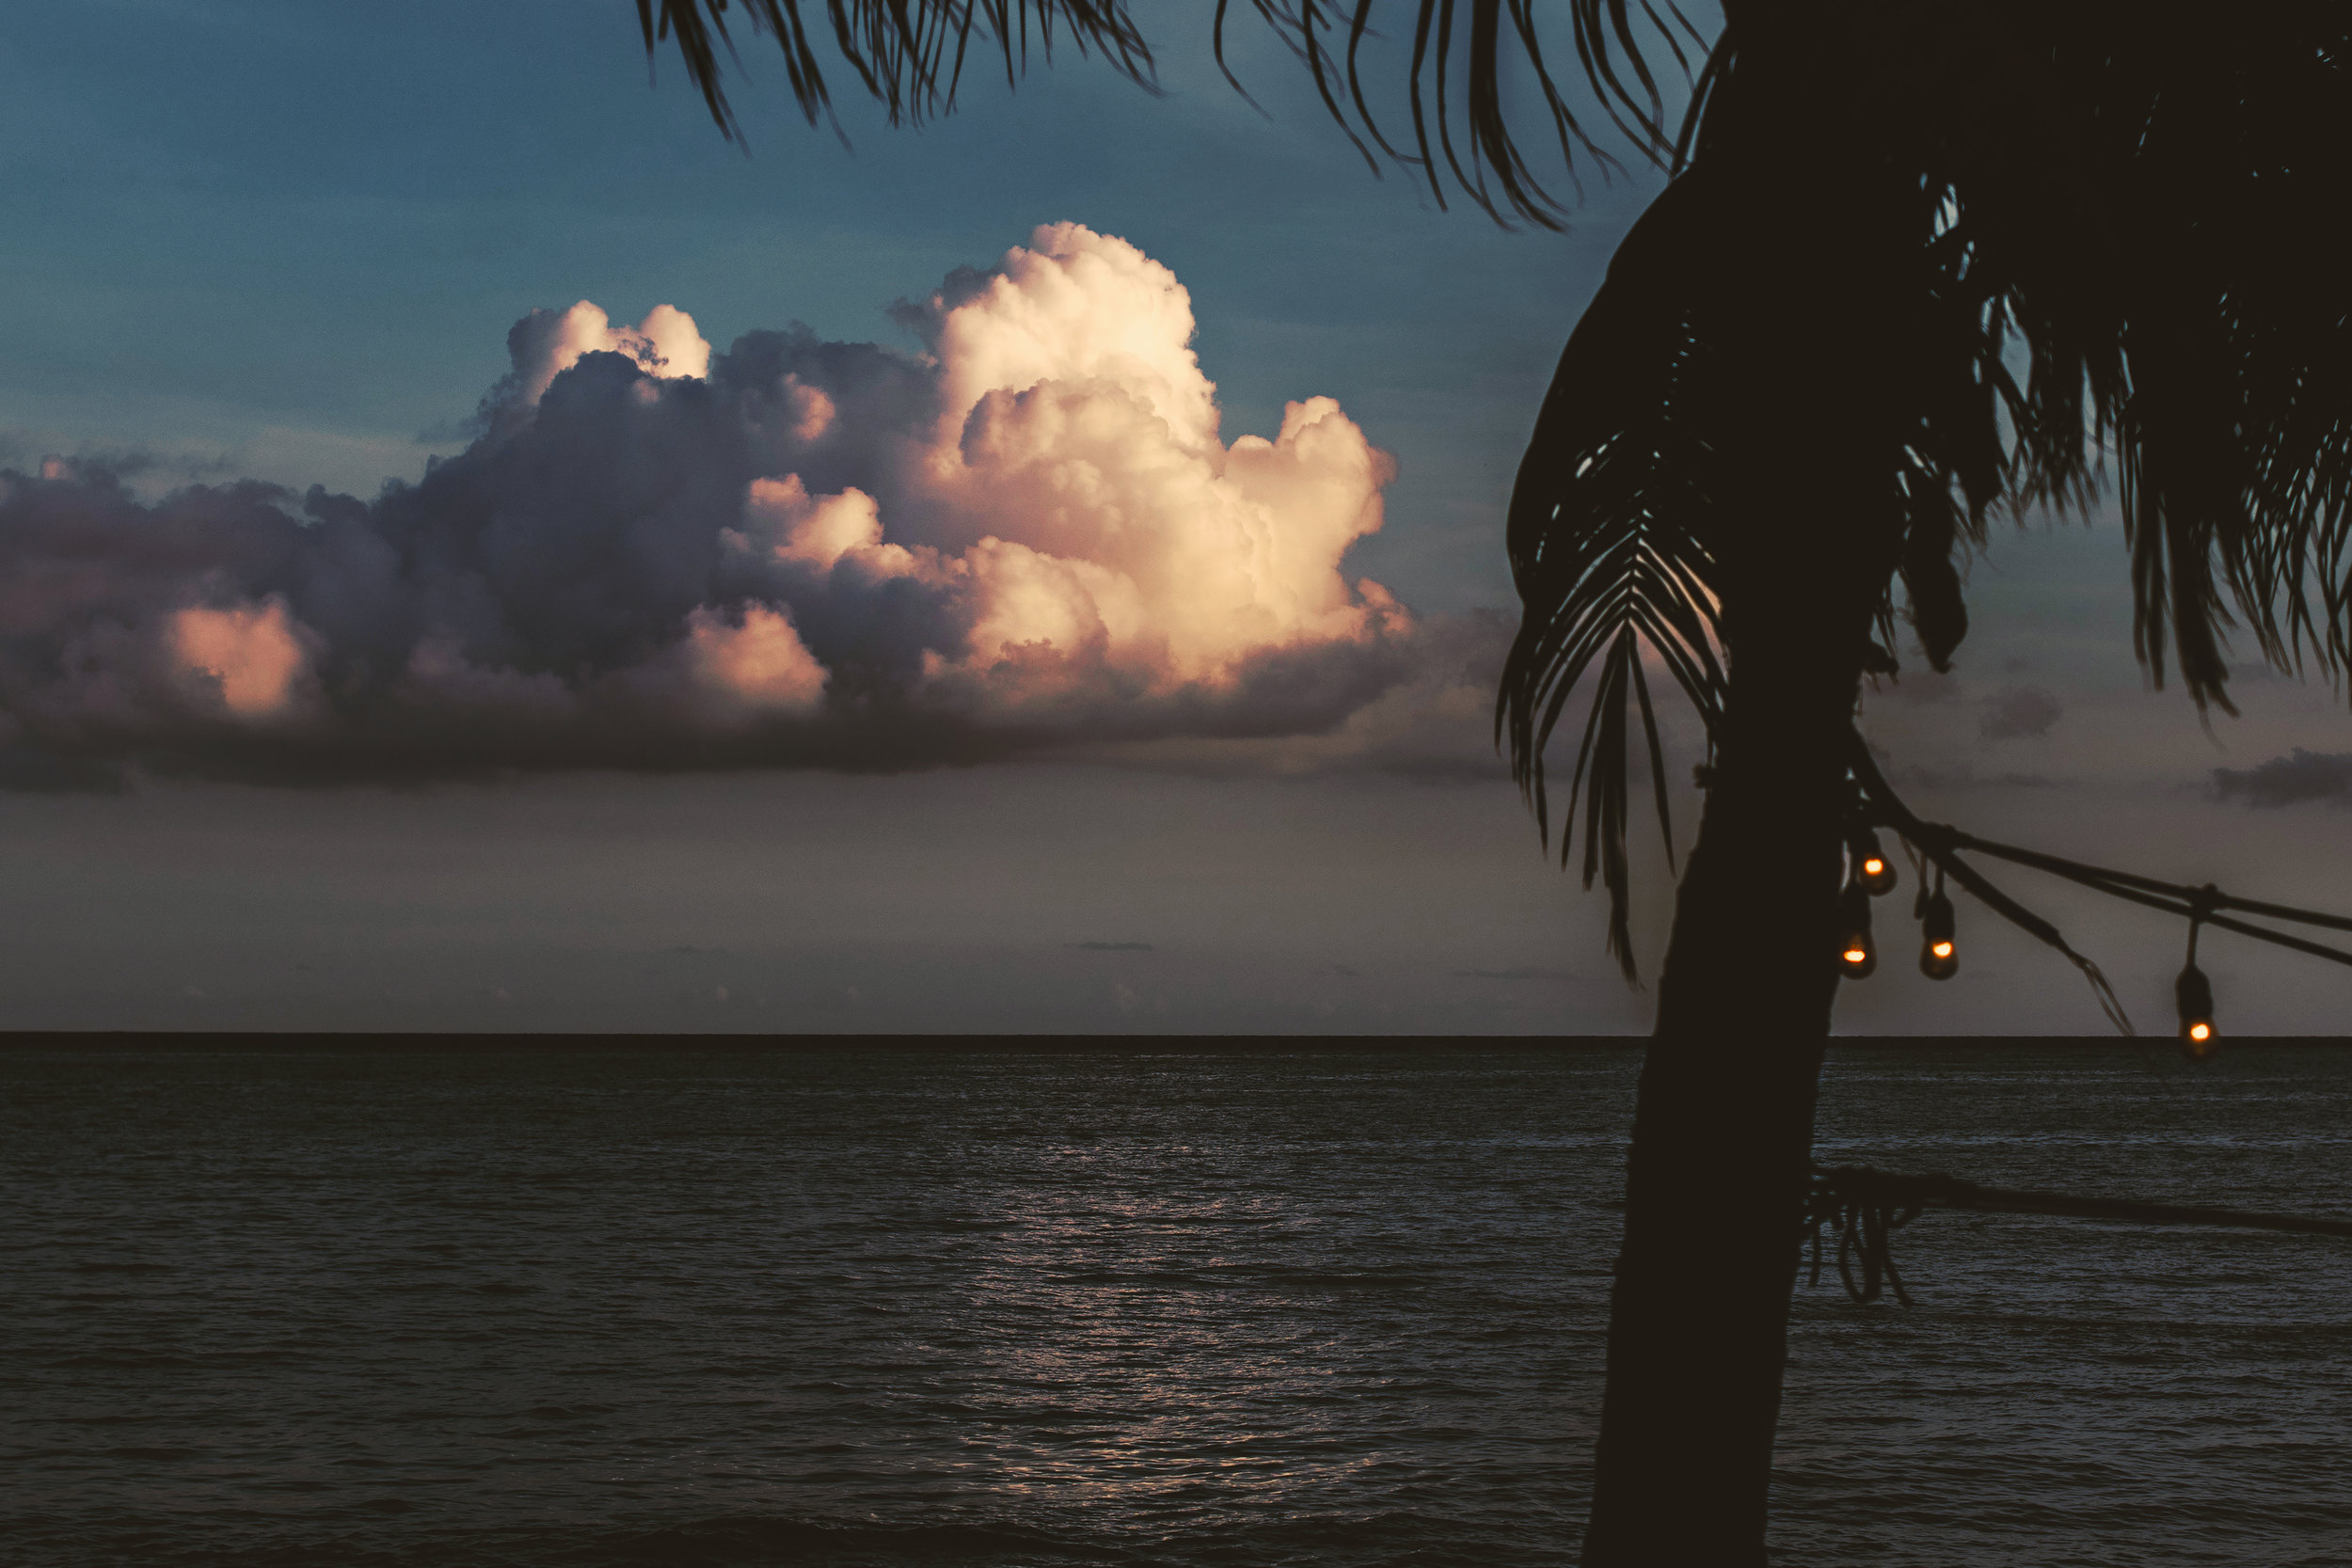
[1853,829,1897,896]
[1837,880,1877,978]
[1845,738,2352,1043]
[1919,869,1958,980]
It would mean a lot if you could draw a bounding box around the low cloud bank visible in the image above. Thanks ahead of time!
[2214,749,2352,807]
[1981,684,2063,740]
[0,224,1420,787]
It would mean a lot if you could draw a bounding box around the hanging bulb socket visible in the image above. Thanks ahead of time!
[1852,830,1898,896]
[1836,880,1877,979]
[2176,961,2217,1058]
[2176,908,2217,1058]
[1919,886,1959,980]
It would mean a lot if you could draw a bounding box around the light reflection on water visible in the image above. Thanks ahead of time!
[2,1045,2348,1567]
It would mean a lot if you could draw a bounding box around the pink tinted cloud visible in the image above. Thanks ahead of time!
[0,225,1427,785]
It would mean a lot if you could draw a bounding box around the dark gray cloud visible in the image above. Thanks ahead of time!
[0,227,1428,790]
[1981,684,2063,739]
[0,445,238,485]
[2213,748,2352,807]
[1072,941,1152,951]
[1456,966,1576,981]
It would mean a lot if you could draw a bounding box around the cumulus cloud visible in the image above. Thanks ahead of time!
[492,300,714,410]
[0,224,1420,786]
[2213,748,2352,807]
[1980,684,2062,739]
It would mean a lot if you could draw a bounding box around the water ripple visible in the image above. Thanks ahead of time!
[3,1045,2349,1566]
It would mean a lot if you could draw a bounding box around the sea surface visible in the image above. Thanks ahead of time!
[3,1043,2349,1568]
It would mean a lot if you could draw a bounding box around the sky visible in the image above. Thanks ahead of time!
[3,0,2349,1036]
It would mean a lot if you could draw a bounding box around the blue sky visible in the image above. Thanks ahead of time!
[5,0,2350,1037]
[0,0,1648,610]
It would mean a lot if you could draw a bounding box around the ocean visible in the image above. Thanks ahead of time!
[4,1042,2348,1567]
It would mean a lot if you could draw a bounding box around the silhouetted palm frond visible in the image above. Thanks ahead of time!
[2092,10,2352,705]
[1496,5,2352,976]
[637,0,1158,141]
[1495,171,1727,974]
[642,0,1694,225]
[1219,0,1702,227]
[1653,5,2352,712]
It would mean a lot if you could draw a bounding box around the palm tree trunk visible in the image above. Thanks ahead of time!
[1578,562,1876,1564]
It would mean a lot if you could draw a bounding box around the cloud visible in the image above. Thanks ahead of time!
[1455,966,1576,981]
[1980,684,2062,740]
[168,598,315,720]
[490,300,714,412]
[1,445,238,486]
[1100,606,1515,782]
[2213,748,2352,807]
[1877,665,1963,705]
[1073,940,1153,951]
[0,224,1419,787]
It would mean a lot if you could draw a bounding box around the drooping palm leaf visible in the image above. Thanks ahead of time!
[636,0,1158,140]
[1219,0,1702,227]
[1667,6,2352,716]
[2091,10,2352,705]
[1495,169,1730,974]
[641,0,1694,226]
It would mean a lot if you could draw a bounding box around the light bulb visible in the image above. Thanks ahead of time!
[1836,881,1877,977]
[1918,889,1959,979]
[2176,959,2216,1057]
[1853,832,1897,896]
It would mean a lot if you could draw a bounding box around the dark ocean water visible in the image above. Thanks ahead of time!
[3,1044,2349,1568]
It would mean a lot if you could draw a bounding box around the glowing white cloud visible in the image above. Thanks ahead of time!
[932,222,1219,446]
[684,603,828,714]
[504,300,712,405]
[0,223,1421,784]
[850,224,1403,702]
[743,477,897,574]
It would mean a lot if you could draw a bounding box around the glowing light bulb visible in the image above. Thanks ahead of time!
[1836,881,1877,977]
[1918,889,1959,979]
[1852,832,1897,896]
[2176,959,2216,1057]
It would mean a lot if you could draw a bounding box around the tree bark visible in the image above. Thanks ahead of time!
[1563,17,1926,1548]
[1575,293,1896,1561]
[1577,586,1870,1566]
[1576,384,1895,1560]
[1569,17,1923,1546]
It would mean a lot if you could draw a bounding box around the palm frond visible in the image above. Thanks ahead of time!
[641,0,1701,226]
[1496,170,1730,976]
[1790,5,2352,713]
[637,0,1158,142]
[2099,9,2352,706]
[1222,0,1699,228]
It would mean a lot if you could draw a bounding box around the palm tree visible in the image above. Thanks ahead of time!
[631,3,2352,1560]
[1494,12,2350,1560]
